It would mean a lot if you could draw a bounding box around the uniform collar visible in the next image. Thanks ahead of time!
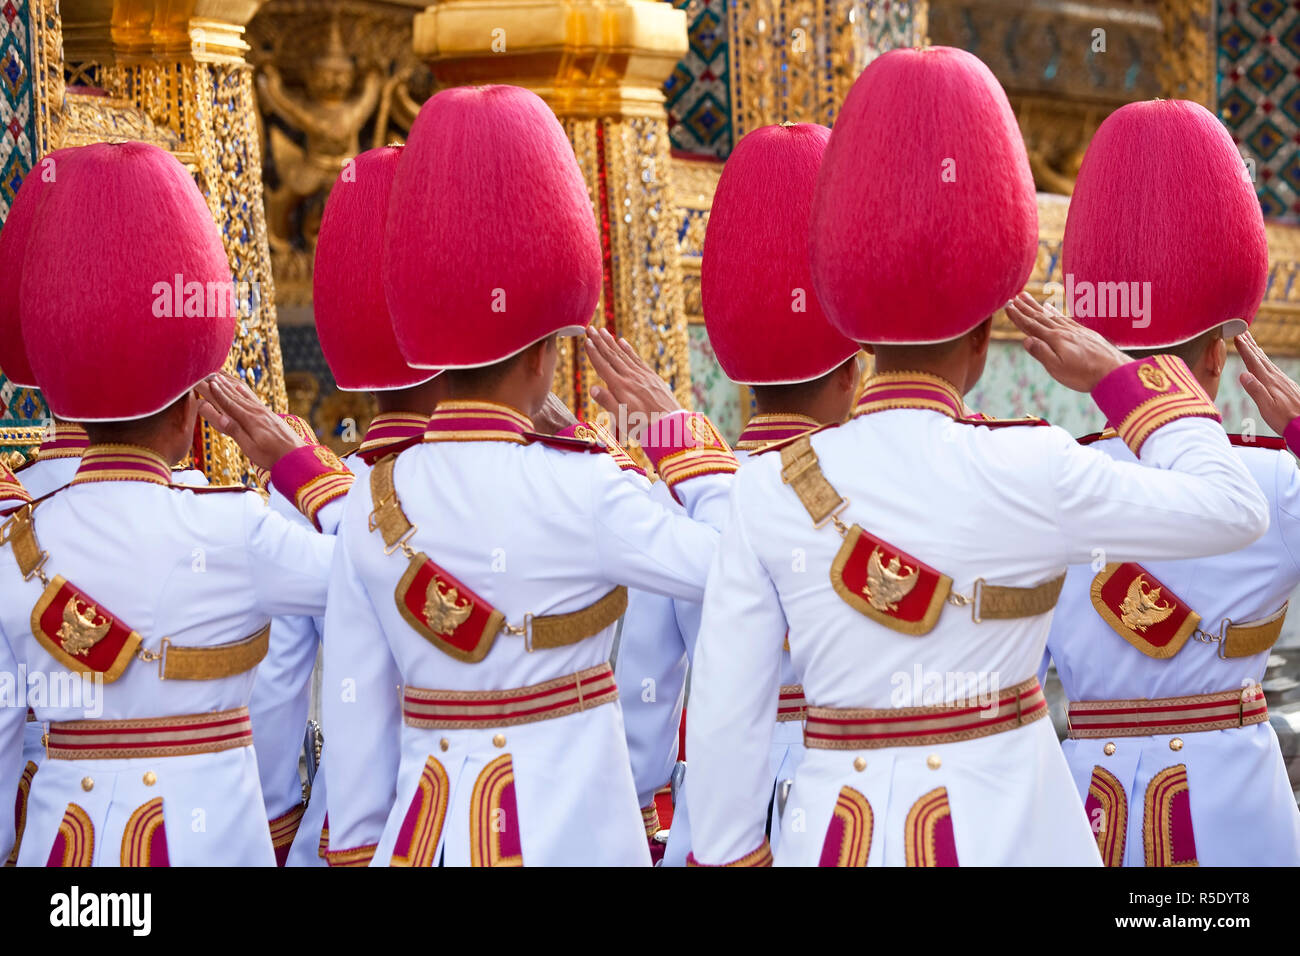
[358,412,430,454]
[71,444,172,486]
[36,423,90,460]
[424,400,533,444]
[735,413,822,451]
[853,371,964,420]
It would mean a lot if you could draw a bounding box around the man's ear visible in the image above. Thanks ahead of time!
[969,317,993,356]
[836,353,863,392]
[1207,335,1228,378]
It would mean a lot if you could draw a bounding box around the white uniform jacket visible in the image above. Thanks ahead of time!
[686,362,1269,867]
[321,401,736,867]
[0,442,342,866]
[1046,430,1300,865]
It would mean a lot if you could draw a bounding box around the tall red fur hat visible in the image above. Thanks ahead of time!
[810,47,1037,344]
[314,146,439,390]
[20,142,235,421]
[1062,99,1267,348]
[0,148,74,387]
[383,85,602,368]
[702,123,858,384]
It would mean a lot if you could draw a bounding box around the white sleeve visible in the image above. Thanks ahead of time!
[1053,419,1269,564]
[615,587,688,808]
[593,464,724,603]
[0,626,24,860]
[245,493,337,619]
[685,489,786,865]
[1273,450,1300,576]
[320,530,402,864]
[250,613,320,818]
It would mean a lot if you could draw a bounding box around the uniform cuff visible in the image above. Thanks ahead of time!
[641,411,737,498]
[269,803,305,867]
[270,444,354,531]
[1091,355,1219,456]
[686,840,773,867]
[324,843,376,867]
[640,801,662,838]
[1284,417,1300,457]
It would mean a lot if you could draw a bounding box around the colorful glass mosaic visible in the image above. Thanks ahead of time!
[665,0,733,158]
[0,0,49,459]
[1218,0,1300,222]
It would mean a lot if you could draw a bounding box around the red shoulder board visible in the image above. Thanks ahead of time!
[524,431,608,455]
[751,422,840,457]
[830,525,952,635]
[1227,434,1287,451]
[1076,429,1118,446]
[395,552,505,663]
[358,433,423,467]
[31,576,143,682]
[956,415,1050,429]
[1090,563,1200,659]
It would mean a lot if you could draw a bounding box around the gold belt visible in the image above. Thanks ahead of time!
[46,706,253,760]
[1067,686,1269,739]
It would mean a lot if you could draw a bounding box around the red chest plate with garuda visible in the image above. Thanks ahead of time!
[31,576,143,682]
[830,527,953,635]
[1090,563,1200,658]
[395,555,505,663]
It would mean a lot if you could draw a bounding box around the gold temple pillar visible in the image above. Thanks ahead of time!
[413,0,692,415]
[59,0,286,483]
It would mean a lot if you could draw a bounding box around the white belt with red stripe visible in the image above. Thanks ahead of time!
[803,677,1047,750]
[403,662,618,730]
[46,706,253,760]
[1067,685,1268,739]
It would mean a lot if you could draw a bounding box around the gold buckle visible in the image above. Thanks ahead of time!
[504,614,535,652]
[1193,617,1231,660]
[384,524,418,558]
[812,498,851,536]
[780,450,819,485]
[138,638,171,679]
[367,492,395,533]
[947,578,985,624]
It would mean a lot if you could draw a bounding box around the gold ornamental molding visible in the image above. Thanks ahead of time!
[413,0,687,118]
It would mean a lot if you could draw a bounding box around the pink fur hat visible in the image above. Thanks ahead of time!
[383,85,602,368]
[20,142,235,420]
[810,47,1038,344]
[1062,99,1267,348]
[314,146,440,390]
[702,123,858,384]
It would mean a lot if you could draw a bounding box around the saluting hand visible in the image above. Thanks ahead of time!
[1004,291,1127,392]
[1235,331,1300,437]
[584,327,680,443]
[195,373,306,472]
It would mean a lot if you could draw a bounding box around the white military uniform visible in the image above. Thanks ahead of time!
[618,414,818,865]
[250,413,430,867]
[1045,429,1300,865]
[322,401,734,866]
[3,425,208,865]
[686,365,1269,866]
[0,444,339,865]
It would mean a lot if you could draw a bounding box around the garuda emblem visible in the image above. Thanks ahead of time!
[57,597,111,657]
[864,547,919,613]
[1119,574,1175,632]
[423,577,472,637]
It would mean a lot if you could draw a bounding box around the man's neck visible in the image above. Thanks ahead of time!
[869,356,970,396]
[441,384,536,419]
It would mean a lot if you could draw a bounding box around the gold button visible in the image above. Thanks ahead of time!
[143,771,157,787]
[439,738,450,752]
[853,757,866,772]
[926,754,941,770]
[1170,737,1184,752]
[1103,742,1116,756]
[492,734,506,748]
[81,776,94,792]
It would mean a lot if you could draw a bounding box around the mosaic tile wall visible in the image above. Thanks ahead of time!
[0,0,49,455]
[665,0,732,158]
[1219,0,1300,222]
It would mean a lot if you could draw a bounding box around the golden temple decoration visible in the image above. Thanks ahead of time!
[727,0,927,137]
[414,0,692,416]
[55,0,286,484]
[246,1,433,306]
[1157,0,1213,106]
